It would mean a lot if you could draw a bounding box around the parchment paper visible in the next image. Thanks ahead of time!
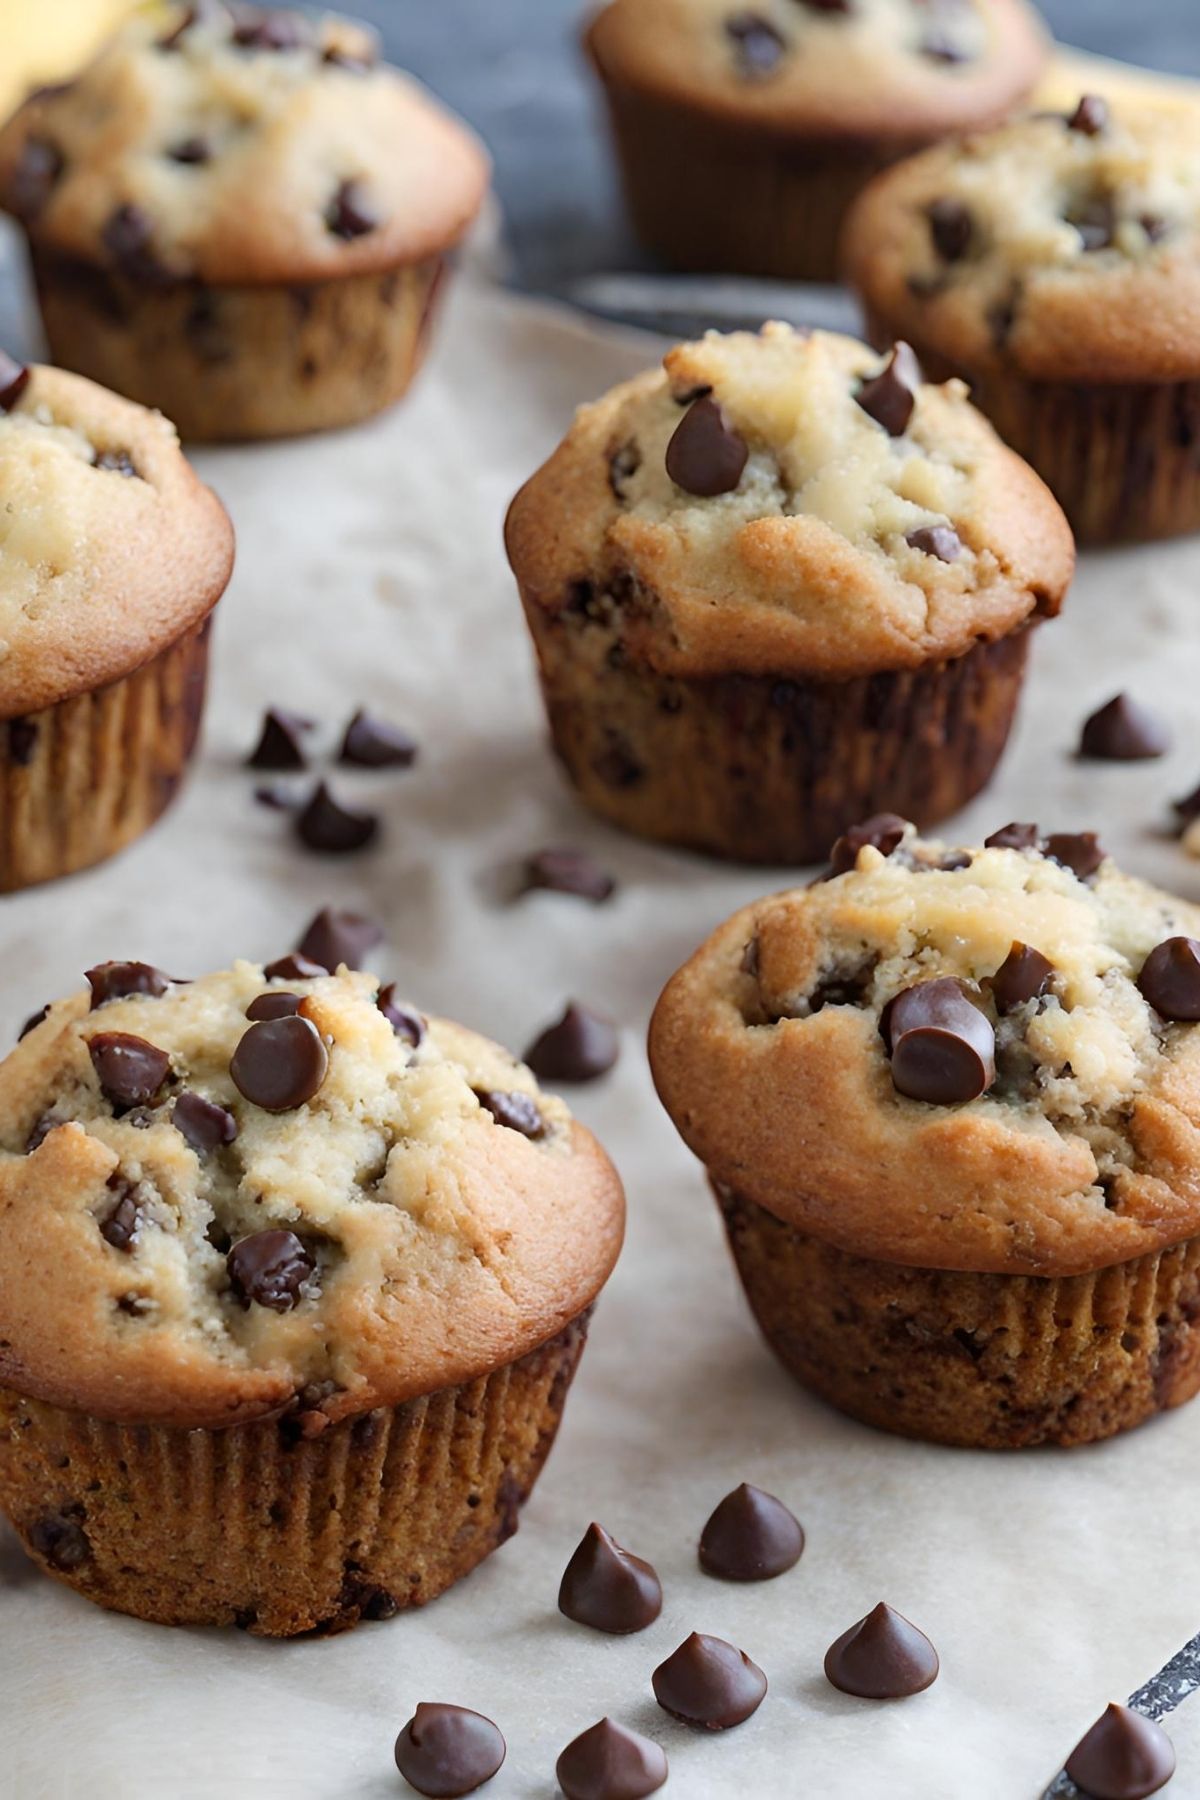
[2,240,1200,1800]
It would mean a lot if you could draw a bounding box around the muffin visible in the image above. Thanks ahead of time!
[585,0,1048,284]
[0,960,624,1635]
[0,355,232,892]
[649,819,1200,1449]
[505,323,1073,866]
[0,2,490,441]
[842,95,1200,543]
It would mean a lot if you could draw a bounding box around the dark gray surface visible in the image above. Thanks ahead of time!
[357,1,1199,293]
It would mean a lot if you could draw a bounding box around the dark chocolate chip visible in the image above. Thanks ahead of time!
[326,178,379,240]
[927,196,972,262]
[1138,938,1200,1022]
[88,1033,171,1109]
[558,1523,663,1635]
[473,1089,546,1139]
[394,1704,506,1799]
[93,449,138,477]
[173,1090,238,1153]
[0,351,31,411]
[725,13,787,77]
[609,441,641,500]
[246,991,303,1021]
[101,203,170,285]
[1141,213,1170,245]
[1064,1703,1175,1800]
[378,986,426,1047]
[246,708,314,771]
[264,953,326,981]
[556,1719,668,1800]
[799,0,851,10]
[522,846,616,903]
[18,1004,49,1041]
[9,135,64,221]
[524,1004,618,1084]
[232,10,308,50]
[29,1514,89,1572]
[699,1483,804,1582]
[7,717,37,764]
[985,821,1041,851]
[338,708,418,768]
[295,782,379,854]
[1066,193,1117,252]
[230,1015,329,1111]
[1174,783,1200,826]
[1079,694,1171,761]
[829,813,908,875]
[1068,93,1109,135]
[226,1229,314,1312]
[883,978,995,1105]
[824,1603,939,1698]
[906,524,962,562]
[991,943,1054,1014]
[652,1633,767,1730]
[295,906,383,972]
[86,962,173,1007]
[168,135,212,165]
[665,396,749,497]
[1045,831,1105,881]
[99,1179,142,1253]
[740,938,760,978]
[856,343,922,437]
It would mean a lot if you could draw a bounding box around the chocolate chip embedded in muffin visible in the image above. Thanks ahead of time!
[990,942,1054,1014]
[1067,93,1109,136]
[984,821,1041,852]
[246,992,303,1021]
[882,978,995,1104]
[474,1088,546,1139]
[86,962,175,1007]
[265,952,327,982]
[173,1090,238,1153]
[906,524,962,561]
[8,136,64,221]
[1079,694,1170,761]
[168,135,212,166]
[325,178,379,241]
[724,14,788,79]
[927,196,973,262]
[88,1033,172,1109]
[93,449,139,477]
[377,986,425,1047]
[652,1632,767,1730]
[1044,831,1105,882]
[855,343,921,436]
[1139,938,1200,1022]
[558,1522,662,1634]
[99,1178,144,1253]
[231,9,310,52]
[824,1603,939,1698]
[665,395,748,496]
[829,813,908,875]
[101,202,171,285]
[231,1014,329,1112]
[393,1705,507,1799]
[226,1229,315,1312]
[0,351,31,411]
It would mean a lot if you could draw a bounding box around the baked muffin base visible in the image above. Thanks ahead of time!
[29,247,449,442]
[0,1313,588,1637]
[0,614,211,894]
[717,1186,1200,1449]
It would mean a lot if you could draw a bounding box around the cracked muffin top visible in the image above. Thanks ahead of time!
[586,0,1047,141]
[0,3,489,287]
[0,357,232,718]
[505,324,1073,681]
[0,962,624,1429]
[649,819,1200,1277]
[843,97,1200,384]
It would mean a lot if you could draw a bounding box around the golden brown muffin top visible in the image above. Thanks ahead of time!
[650,820,1200,1278]
[506,325,1073,682]
[843,97,1200,383]
[0,3,489,286]
[586,0,1047,142]
[0,963,624,1429]
[0,359,232,718]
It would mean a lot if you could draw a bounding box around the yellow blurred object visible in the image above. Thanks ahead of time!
[1040,46,1200,117]
[0,0,141,124]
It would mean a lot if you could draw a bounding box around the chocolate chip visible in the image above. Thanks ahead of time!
[1138,938,1200,1021]
[556,1720,668,1800]
[609,442,641,500]
[226,1229,314,1312]
[652,1633,767,1730]
[231,1015,328,1111]
[246,991,302,1021]
[246,708,314,771]
[168,136,212,165]
[799,0,851,10]
[323,44,378,72]
[394,1704,506,1798]
[725,13,787,77]
[265,953,327,981]
[173,1090,237,1153]
[25,1112,59,1152]
[99,1179,142,1253]
[1068,93,1109,135]
[295,906,383,972]
[856,343,921,437]
[1045,831,1105,881]
[927,197,972,262]
[86,962,173,1007]
[699,1483,804,1582]
[473,1089,545,1139]
[326,178,379,240]
[522,846,616,903]
[559,1524,663,1635]
[906,524,962,562]
[985,821,1041,851]
[18,1004,48,1041]
[524,1004,618,1084]
[1174,783,1200,826]
[232,10,307,50]
[295,782,379,854]
[7,717,37,764]
[1079,694,1170,761]
[93,449,138,477]
[883,978,995,1105]
[1141,213,1170,245]
[9,136,64,221]
[378,986,425,1047]
[829,813,908,875]
[101,203,169,285]
[88,1033,171,1109]
[1064,1703,1175,1800]
[824,1603,939,1698]
[991,943,1054,1014]
[0,351,31,411]
[1066,193,1116,252]
[29,1514,89,1572]
[338,708,417,768]
[665,396,749,497]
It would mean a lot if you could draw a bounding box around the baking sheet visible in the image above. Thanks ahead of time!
[2,245,1200,1800]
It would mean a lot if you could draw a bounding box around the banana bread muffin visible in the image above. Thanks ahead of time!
[506,323,1073,865]
[0,2,490,440]
[842,95,1200,542]
[586,0,1048,283]
[0,960,624,1634]
[0,354,232,891]
[650,820,1200,1447]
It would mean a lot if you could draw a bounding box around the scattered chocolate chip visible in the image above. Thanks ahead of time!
[559,1524,663,1635]
[985,821,1041,851]
[295,782,379,854]
[556,1719,668,1800]
[522,846,616,903]
[29,1514,89,1572]
[665,396,749,497]
[652,1633,767,1731]
[699,1483,804,1582]
[326,178,379,240]
[824,1603,939,1699]
[829,813,908,875]
[246,991,303,1021]
[232,10,307,50]
[7,717,37,764]
[991,943,1055,1014]
[226,1229,314,1312]
[1064,1703,1175,1800]
[99,1179,142,1253]
[9,136,64,221]
[173,1090,237,1153]
[101,203,169,285]
[18,1004,48,1041]
[378,986,425,1047]
[246,708,314,771]
[882,979,995,1105]
[265,953,326,981]
[609,442,641,500]
[856,343,921,437]
[0,351,31,411]
[231,1015,329,1112]
[524,1004,618,1084]
[927,196,972,262]
[93,449,138,476]
[86,962,173,1007]
[725,13,787,78]
[1079,694,1171,761]
[1138,937,1200,1021]
[339,708,417,768]
[1045,831,1105,881]
[168,135,212,165]
[1066,193,1117,252]
[1068,93,1109,135]
[295,906,383,972]
[394,1704,506,1798]
[906,524,962,562]
[88,1033,171,1109]
[474,1089,545,1140]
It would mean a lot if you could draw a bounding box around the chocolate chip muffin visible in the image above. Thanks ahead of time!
[505,324,1073,865]
[585,0,1048,283]
[0,354,232,892]
[0,3,489,441]
[0,961,624,1634]
[842,96,1200,543]
[650,820,1200,1448]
